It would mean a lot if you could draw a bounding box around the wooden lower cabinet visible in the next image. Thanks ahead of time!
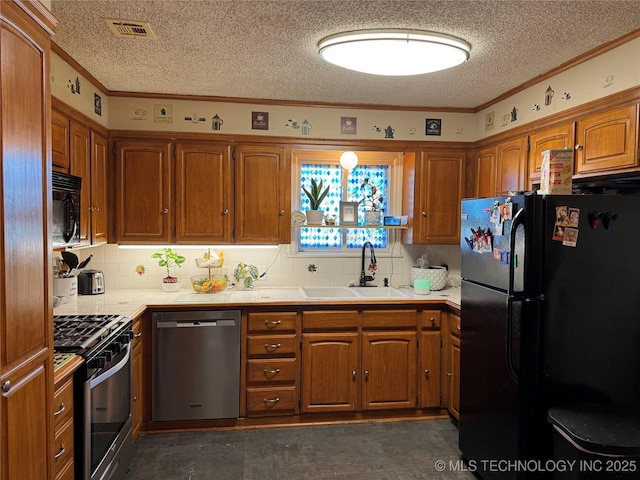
[445,312,461,420]
[245,312,299,417]
[420,310,442,408]
[301,332,359,413]
[53,360,81,480]
[132,319,144,440]
[301,309,418,414]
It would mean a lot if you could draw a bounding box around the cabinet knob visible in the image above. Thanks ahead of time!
[352,370,356,379]
[574,144,583,150]
[364,370,369,379]
[222,208,229,215]
[424,369,429,377]
[279,210,285,216]
[94,206,100,212]
[447,372,452,377]
[1,381,9,393]
[133,396,138,401]
[430,317,436,325]
[422,211,427,217]
[162,208,169,214]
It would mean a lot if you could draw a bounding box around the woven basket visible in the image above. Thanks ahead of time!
[410,266,448,290]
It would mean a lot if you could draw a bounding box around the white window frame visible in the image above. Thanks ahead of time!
[290,149,405,257]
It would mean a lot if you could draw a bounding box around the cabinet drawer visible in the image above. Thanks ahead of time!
[421,310,442,329]
[363,310,417,328]
[53,419,74,474]
[247,358,297,384]
[53,377,74,430]
[247,312,297,333]
[449,314,461,337]
[247,334,297,357]
[303,310,359,330]
[246,386,296,416]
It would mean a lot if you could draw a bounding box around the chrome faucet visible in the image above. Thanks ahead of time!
[359,241,377,287]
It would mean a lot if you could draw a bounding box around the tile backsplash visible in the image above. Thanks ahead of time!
[67,243,461,291]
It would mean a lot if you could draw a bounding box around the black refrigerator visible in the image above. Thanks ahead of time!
[459,192,640,480]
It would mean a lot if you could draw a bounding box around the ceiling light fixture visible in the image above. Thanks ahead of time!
[340,151,359,170]
[318,29,470,76]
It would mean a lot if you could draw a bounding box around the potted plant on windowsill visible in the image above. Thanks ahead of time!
[358,177,384,225]
[151,247,186,291]
[302,178,330,225]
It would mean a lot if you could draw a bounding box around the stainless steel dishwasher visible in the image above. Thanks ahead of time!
[152,310,241,421]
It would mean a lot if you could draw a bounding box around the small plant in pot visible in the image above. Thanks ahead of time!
[358,177,384,225]
[302,178,330,225]
[233,262,259,290]
[151,248,186,291]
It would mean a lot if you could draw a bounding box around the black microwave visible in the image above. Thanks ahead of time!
[52,171,82,248]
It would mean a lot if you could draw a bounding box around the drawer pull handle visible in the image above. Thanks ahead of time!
[263,397,280,405]
[264,343,281,352]
[55,444,66,459]
[134,332,142,338]
[263,368,280,377]
[53,402,66,417]
[457,325,461,330]
[264,320,282,328]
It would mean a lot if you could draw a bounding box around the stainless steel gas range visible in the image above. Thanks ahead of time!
[54,314,133,480]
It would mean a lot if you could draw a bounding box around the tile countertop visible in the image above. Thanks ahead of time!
[53,286,461,319]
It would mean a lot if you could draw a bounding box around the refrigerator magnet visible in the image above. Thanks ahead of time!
[562,227,579,247]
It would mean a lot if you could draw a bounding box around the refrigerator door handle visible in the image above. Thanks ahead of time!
[506,296,521,383]
[508,207,525,295]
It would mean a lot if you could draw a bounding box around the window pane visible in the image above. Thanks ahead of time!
[346,164,389,249]
[300,163,342,249]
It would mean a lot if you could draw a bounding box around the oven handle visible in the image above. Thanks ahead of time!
[89,343,131,389]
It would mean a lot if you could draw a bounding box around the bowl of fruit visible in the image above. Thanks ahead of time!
[190,275,228,293]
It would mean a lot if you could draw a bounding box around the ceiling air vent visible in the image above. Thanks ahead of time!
[105,19,156,39]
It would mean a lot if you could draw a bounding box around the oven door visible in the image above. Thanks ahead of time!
[84,343,132,480]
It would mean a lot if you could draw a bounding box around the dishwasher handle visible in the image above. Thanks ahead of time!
[156,319,237,328]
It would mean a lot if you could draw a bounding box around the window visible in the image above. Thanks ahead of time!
[293,150,403,253]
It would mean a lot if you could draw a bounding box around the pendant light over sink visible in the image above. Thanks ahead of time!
[318,29,470,76]
[340,151,358,170]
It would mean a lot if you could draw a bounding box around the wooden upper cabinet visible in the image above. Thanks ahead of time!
[175,142,232,243]
[51,110,70,170]
[476,146,496,198]
[115,139,173,243]
[234,145,290,244]
[528,122,575,181]
[496,136,527,194]
[90,132,109,245]
[575,104,639,174]
[70,121,90,244]
[403,149,464,244]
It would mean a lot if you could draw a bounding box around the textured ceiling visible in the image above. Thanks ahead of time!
[50,0,640,109]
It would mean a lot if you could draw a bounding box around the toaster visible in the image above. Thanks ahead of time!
[78,270,105,295]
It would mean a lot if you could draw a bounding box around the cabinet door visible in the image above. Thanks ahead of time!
[175,142,232,243]
[476,146,496,198]
[449,335,461,420]
[575,104,638,174]
[90,131,109,245]
[115,140,173,243]
[51,110,70,170]
[420,330,441,408]
[528,122,575,181]
[234,145,290,244]
[70,121,90,245]
[301,333,359,413]
[496,136,527,194]
[1,362,51,479]
[404,150,464,244]
[362,331,416,410]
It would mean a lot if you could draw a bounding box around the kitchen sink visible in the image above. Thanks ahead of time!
[299,286,408,299]
[299,287,359,298]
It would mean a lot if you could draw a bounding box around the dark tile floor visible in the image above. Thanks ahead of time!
[125,418,476,480]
